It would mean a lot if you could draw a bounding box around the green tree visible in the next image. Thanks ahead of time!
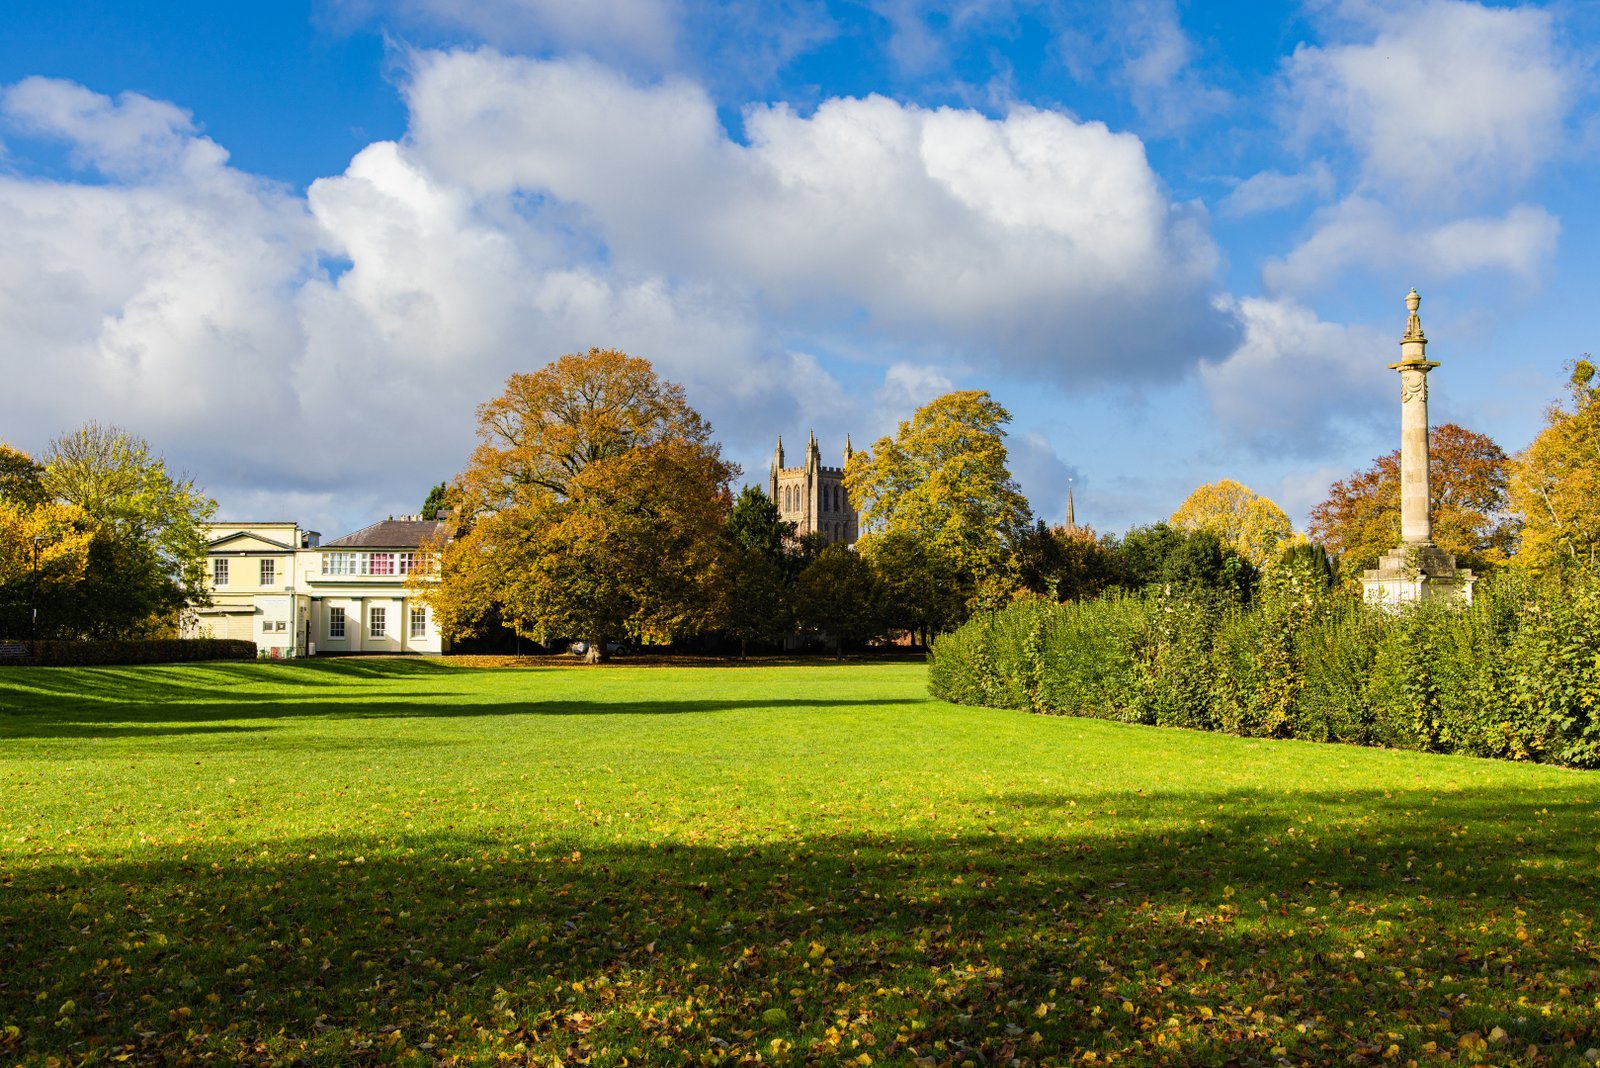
[1510,358,1600,572]
[1169,479,1293,569]
[1117,523,1257,603]
[427,350,735,662]
[846,390,1031,614]
[420,482,449,520]
[727,486,794,563]
[793,545,881,658]
[868,529,964,648]
[1309,423,1519,586]
[714,544,790,658]
[39,423,216,635]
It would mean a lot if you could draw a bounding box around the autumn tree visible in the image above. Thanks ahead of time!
[1309,423,1519,585]
[1169,479,1293,569]
[427,349,735,661]
[1509,358,1600,572]
[845,390,1031,615]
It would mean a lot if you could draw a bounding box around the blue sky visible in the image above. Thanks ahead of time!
[1,0,1595,538]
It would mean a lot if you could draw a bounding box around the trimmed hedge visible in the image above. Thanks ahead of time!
[929,565,1600,767]
[1,639,256,667]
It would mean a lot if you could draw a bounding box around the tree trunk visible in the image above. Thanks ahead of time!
[585,637,608,664]
[740,637,748,660]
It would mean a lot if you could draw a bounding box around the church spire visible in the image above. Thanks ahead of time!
[1065,478,1076,531]
[773,434,785,470]
[844,433,854,463]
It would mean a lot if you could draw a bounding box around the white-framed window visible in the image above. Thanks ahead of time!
[323,552,358,575]
[369,552,395,576]
[328,607,345,638]
[213,558,229,586]
[410,606,426,639]
[260,558,276,586]
[369,606,387,638]
[398,551,416,575]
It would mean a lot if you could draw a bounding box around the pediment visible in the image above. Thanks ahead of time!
[208,531,297,552]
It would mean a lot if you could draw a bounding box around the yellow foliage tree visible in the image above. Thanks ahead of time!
[1510,358,1600,572]
[1169,479,1293,569]
[844,390,1032,613]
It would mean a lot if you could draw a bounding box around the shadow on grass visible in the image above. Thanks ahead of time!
[0,696,927,740]
[3,787,1597,1065]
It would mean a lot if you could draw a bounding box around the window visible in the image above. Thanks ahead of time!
[369,606,387,638]
[260,558,276,586]
[398,552,415,575]
[328,607,345,638]
[323,552,355,575]
[212,558,229,586]
[410,606,426,639]
[369,552,395,576]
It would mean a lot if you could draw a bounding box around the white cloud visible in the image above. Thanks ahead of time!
[1198,297,1388,455]
[1219,162,1335,218]
[402,50,1237,381]
[0,56,1240,533]
[1,76,228,180]
[1284,0,1574,205]
[1263,196,1559,295]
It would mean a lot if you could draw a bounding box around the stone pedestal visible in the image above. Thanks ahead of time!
[1361,544,1474,605]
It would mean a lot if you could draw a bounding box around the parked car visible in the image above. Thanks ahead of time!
[568,640,627,657]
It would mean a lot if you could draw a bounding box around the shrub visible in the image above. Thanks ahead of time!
[929,566,1600,768]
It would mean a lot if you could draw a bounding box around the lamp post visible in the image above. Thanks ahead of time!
[30,535,43,649]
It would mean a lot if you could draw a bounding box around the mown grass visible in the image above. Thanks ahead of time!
[1,659,1597,1067]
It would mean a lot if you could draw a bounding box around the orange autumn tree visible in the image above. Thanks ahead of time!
[1309,423,1520,586]
[424,349,735,661]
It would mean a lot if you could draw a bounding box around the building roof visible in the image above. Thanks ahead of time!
[321,519,447,549]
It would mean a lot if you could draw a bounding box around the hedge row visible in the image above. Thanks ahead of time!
[1,638,257,667]
[928,565,1600,767]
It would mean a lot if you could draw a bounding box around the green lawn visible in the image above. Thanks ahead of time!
[1,659,1597,1067]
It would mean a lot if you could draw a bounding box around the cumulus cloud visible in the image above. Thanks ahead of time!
[402,50,1237,381]
[1262,196,1559,295]
[1198,297,1389,456]
[0,55,1239,533]
[1284,0,1574,205]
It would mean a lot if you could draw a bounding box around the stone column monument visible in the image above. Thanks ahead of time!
[1361,290,1475,604]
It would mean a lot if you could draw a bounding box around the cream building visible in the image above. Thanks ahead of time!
[188,517,450,657]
